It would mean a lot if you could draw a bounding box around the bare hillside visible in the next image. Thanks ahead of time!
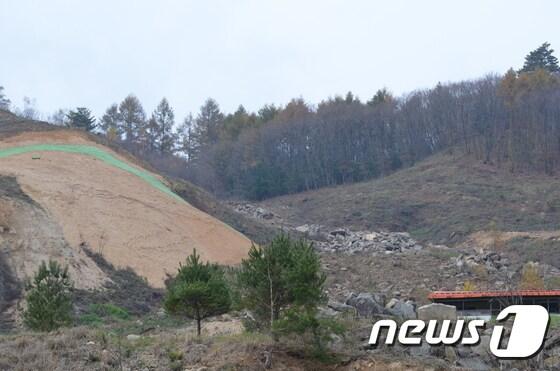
[0,118,253,294]
[259,152,560,246]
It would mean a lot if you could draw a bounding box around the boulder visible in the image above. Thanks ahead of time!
[471,334,493,362]
[409,342,430,357]
[327,300,355,313]
[330,228,348,237]
[295,225,310,233]
[363,233,378,241]
[417,303,457,321]
[387,299,416,319]
[385,298,399,309]
[345,293,387,318]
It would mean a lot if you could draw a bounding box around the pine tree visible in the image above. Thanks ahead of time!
[367,88,394,106]
[164,249,231,336]
[238,235,339,355]
[66,107,97,131]
[237,235,326,329]
[519,42,560,73]
[257,103,279,124]
[23,261,73,332]
[222,105,255,140]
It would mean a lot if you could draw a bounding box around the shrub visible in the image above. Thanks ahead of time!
[90,303,130,321]
[519,262,544,290]
[463,280,477,291]
[23,260,73,331]
[273,306,344,360]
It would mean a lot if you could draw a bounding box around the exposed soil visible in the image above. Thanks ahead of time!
[0,130,252,288]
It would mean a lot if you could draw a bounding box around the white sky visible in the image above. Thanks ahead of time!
[1,0,559,121]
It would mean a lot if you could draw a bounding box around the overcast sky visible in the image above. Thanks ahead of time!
[1,0,559,121]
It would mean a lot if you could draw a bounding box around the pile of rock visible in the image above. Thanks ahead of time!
[326,292,416,320]
[299,226,423,254]
[230,203,277,221]
[230,203,423,255]
[453,251,510,272]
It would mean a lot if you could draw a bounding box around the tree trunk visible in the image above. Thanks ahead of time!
[196,308,202,336]
[267,257,274,329]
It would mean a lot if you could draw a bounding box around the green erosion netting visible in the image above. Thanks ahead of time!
[0,144,183,201]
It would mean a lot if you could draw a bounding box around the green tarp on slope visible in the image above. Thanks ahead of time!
[0,144,183,201]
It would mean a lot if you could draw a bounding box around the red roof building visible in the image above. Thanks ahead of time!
[429,290,560,316]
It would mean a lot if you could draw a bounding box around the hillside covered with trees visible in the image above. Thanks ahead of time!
[2,43,560,200]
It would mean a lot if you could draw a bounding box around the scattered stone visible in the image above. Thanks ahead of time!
[385,298,399,309]
[295,225,310,233]
[330,228,348,237]
[327,300,355,313]
[387,299,416,319]
[126,334,141,341]
[315,228,423,254]
[346,293,387,318]
[417,303,457,321]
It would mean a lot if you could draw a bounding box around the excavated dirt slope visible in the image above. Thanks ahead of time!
[0,130,252,289]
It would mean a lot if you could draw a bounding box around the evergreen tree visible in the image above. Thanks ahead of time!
[66,107,97,131]
[151,98,177,154]
[519,42,560,73]
[0,86,10,110]
[257,103,279,123]
[195,98,224,146]
[345,91,359,104]
[164,249,231,336]
[222,105,255,140]
[23,260,73,332]
[118,94,146,143]
[367,88,394,106]
[237,235,325,329]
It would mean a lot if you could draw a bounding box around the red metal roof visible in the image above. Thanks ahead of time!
[429,290,560,300]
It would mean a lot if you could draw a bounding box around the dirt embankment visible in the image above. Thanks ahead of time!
[0,131,253,290]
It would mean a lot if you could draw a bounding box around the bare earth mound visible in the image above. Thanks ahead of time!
[0,130,252,289]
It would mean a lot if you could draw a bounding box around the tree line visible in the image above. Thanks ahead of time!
[184,43,560,199]
[3,43,560,200]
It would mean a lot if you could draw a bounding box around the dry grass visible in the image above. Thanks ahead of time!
[261,152,560,246]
